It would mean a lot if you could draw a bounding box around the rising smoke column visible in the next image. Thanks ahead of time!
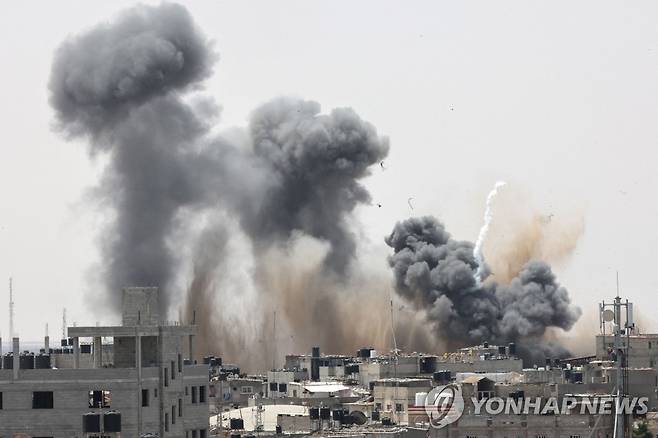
[243,97,390,273]
[49,2,390,366]
[49,3,218,312]
[385,216,581,365]
[473,181,506,282]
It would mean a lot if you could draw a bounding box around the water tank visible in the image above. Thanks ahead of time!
[483,341,489,348]
[80,344,92,354]
[332,409,344,421]
[60,339,68,347]
[371,410,380,421]
[20,354,34,369]
[67,338,74,346]
[230,418,244,429]
[415,392,427,406]
[35,354,50,369]
[278,383,287,392]
[309,407,320,420]
[369,350,377,358]
[275,425,282,434]
[82,412,101,433]
[203,356,213,365]
[498,345,506,355]
[320,407,330,420]
[103,411,121,432]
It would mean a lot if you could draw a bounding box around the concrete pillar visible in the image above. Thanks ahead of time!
[93,337,102,368]
[44,335,49,353]
[12,337,19,380]
[188,334,195,363]
[73,337,80,369]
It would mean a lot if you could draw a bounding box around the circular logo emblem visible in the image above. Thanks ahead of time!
[424,384,464,429]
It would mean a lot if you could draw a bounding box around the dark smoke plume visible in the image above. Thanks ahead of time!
[49,3,217,312]
[385,216,581,365]
[50,2,389,359]
[244,97,389,273]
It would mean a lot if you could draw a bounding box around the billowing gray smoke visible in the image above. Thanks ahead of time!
[49,3,216,312]
[245,98,389,273]
[385,216,582,365]
[49,2,389,339]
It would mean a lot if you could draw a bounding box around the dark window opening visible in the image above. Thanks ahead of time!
[171,361,175,380]
[172,405,176,424]
[89,390,111,408]
[154,388,158,398]
[165,412,169,432]
[179,398,183,417]
[164,368,169,387]
[142,389,149,407]
[192,430,198,438]
[200,429,207,438]
[0,391,3,409]
[191,386,198,403]
[33,391,54,409]
[178,353,182,373]
[199,385,206,403]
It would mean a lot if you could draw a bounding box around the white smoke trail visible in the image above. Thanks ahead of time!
[473,181,507,282]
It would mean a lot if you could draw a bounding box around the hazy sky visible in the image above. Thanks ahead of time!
[1,0,657,343]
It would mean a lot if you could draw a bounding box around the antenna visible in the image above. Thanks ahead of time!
[9,278,14,340]
[62,308,67,339]
[389,299,398,353]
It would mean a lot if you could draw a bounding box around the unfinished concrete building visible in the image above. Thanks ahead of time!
[0,287,209,437]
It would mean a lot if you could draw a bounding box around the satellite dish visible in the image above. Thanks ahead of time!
[602,309,615,322]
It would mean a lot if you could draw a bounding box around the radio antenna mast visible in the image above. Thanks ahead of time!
[62,308,67,339]
[9,278,14,340]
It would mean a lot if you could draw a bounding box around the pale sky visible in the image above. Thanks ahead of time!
[1,1,658,343]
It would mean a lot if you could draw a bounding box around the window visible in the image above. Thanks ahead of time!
[570,435,582,438]
[165,412,169,432]
[142,389,149,407]
[179,398,183,417]
[0,391,2,409]
[375,403,382,410]
[88,390,111,408]
[396,403,403,412]
[199,385,206,403]
[154,388,158,398]
[185,386,189,396]
[240,386,254,395]
[649,342,652,349]
[192,386,198,403]
[33,391,54,409]
[172,405,176,424]
[164,368,169,387]
[178,353,183,373]
[200,429,207,438]
[171,361,176,380]
[192,431,198,438]
[269,382,277,391]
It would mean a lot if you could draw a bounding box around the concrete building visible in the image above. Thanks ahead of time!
[596,333,658,368]
[0,287,209,438]
[372,378,433,425]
